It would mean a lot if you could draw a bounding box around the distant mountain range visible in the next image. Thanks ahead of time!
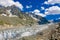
[0,5,50,25]
[26,12,50,24]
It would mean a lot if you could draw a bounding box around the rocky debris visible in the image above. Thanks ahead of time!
[49,23,60,40]
[0,23,58,40]
[37,23,60,40]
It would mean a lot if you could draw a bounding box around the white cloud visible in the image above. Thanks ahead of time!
[32,9,46,17]
[0,0,23,10]
[14,1,23,10]
[44,1,48,4]
[26,5,32,8]
[44,0,60,4]
[33,9,40,13]
[45,6,60,15]
[41,7,45,10]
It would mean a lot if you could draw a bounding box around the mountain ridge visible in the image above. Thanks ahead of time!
[0,5,50,25]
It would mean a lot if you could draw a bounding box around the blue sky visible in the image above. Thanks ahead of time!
[14,0,47,12]
[13,0,60,12]
[0,0,60,20]
[13,0,60,20]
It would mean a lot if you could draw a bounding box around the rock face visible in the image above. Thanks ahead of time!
[0,23,58,40]
[0,5,22,17]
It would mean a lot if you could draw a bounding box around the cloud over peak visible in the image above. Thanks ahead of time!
[32,9,46,17]
[0,0,23,10]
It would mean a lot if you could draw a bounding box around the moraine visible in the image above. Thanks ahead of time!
[0,23,58,40]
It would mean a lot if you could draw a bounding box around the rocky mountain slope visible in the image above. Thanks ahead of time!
[0,5,37,26]
[0,5,50,26]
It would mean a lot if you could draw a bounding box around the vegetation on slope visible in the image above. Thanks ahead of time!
[0,16,37,26]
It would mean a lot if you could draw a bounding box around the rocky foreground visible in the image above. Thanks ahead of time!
[0,23,59,40]
[20,23,60,40]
